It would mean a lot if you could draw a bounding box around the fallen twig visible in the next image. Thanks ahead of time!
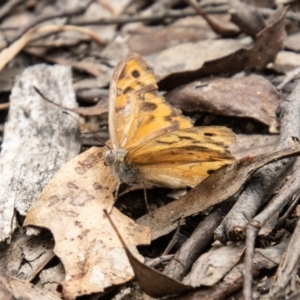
[270,219,300,297]
[0,0,94,51]
[0,24,104,73]
[243,80,300,299]
[216,76,300,242]
[164,201,233,280]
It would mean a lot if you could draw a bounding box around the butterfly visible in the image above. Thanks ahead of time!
[104,53,236,189]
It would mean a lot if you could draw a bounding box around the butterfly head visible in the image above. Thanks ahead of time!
[104,150,116,166]
[104,149,126,166]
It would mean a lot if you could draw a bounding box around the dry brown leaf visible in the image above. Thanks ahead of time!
[183,244,245,287]
[105,210,192,298]
[229,0,266,37]
[231,134,279,159]
[24,147,151,299]
[187,0,240,38]
[147,38,244,79]
[125,16,219,56]
[137,144,300,240]
[166,75,280,132]
[159,6,288,90]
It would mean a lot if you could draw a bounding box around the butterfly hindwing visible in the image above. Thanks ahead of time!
[125,127,236,188]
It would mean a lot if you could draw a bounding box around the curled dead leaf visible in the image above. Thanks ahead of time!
[105,210,192,298]
[159,6,288,90]
[24,147,151,299]
[166,75,280,132]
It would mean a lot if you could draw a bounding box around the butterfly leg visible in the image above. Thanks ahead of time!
[109,181,121,213]
[162,220,183,255]
[142,182,150,213]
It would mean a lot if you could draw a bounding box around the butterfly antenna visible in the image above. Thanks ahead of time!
[34,86,67,111]
[33,86,111,150]
[63,111,111,150]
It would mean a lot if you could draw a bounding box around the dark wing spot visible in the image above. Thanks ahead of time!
[156,140,176,145]
[185,145,210,151]
[204,132,216,137]
[132,69,140,78]
[164,116,172,122]
[123,86,133,94]
[115,105,126,113]
[145,115,155,124]
[140,102,157,112]
[207,169,215,175]
[179,135,194,141]
[192,140,201,144]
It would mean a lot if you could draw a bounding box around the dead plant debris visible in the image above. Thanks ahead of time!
[0,1,300,300]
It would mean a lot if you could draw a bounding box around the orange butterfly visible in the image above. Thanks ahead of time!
[104,53,236,189]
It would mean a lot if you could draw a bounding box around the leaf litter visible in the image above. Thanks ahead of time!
[0,1,300,300]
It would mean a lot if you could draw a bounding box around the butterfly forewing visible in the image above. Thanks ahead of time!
[109,53,192,150]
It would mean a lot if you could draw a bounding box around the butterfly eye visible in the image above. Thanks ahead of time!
[104,150,116,166]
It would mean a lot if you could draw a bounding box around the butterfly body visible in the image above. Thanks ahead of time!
[105,148,140,185]
[105,53,236,189]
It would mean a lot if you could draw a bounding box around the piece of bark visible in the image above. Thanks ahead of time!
[244,169,300,298]
[216,80,300,242]
[269,218,300,298]
[0,64,81,242]
[242,81,300,299]
[183,243,245,287]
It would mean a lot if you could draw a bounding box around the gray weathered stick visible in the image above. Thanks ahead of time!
[0,64,81,242]
[243,80,300,299]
